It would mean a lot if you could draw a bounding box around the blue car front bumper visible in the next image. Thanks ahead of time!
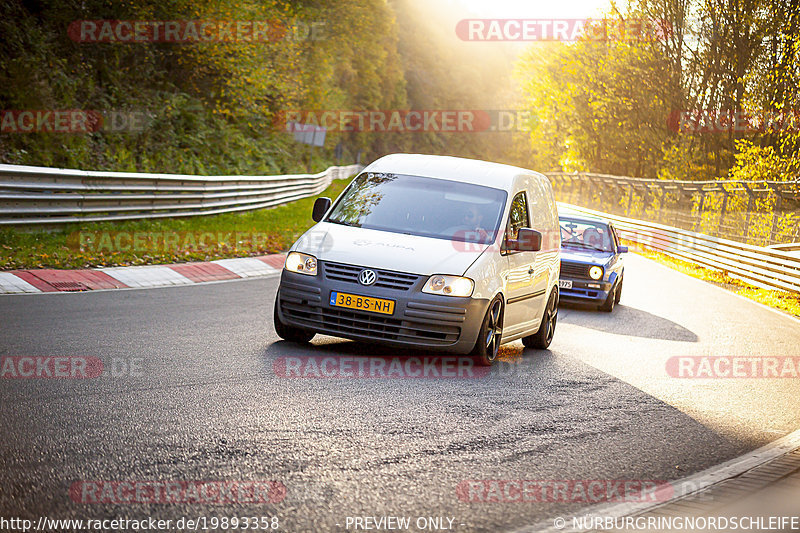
[558,278,613,304]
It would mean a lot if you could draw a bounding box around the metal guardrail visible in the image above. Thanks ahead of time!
[558,202,800,294]
[546,172,800,246]
[2,162,797,293]
[0,163,363,225]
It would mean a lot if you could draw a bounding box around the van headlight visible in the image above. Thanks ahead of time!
[285,252,318,276]
[422,275,474,297]
[589,266,603,280]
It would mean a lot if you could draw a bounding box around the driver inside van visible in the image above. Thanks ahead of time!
[463,205,489,242]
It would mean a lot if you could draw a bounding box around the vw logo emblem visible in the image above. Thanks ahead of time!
[358,269,377,286]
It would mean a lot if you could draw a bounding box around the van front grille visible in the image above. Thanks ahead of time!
[322,261,421,291]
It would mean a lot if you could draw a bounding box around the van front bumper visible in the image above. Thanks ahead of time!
[275,268,489,354]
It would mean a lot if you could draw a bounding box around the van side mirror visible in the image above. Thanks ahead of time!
[312,197,331,222]
[513,228,542,252]
[617,245,628,253]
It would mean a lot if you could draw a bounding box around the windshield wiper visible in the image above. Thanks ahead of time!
[327,219,360,227]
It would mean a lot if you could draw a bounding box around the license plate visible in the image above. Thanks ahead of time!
[329,291,395,315]
[559,279,573,289]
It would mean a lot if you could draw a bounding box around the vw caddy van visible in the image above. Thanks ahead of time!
[273,154,561,365]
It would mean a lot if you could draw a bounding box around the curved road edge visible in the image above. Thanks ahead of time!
[0,254,286,294]
[520,428,800,533]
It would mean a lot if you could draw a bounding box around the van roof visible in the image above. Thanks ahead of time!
[362,153,539,190]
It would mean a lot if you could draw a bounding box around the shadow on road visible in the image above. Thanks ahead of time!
[558,303,698,342]
[267,335,557,362]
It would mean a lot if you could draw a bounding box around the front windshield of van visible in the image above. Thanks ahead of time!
[325,172,507,244]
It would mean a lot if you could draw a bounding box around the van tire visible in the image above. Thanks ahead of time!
[471,296,504,366]
[273,296,315,343]
[522,290,557,349]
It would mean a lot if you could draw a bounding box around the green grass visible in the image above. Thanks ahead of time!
[0,178,352,271]
[626,242,800,318]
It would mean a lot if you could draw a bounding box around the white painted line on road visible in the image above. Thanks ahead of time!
[212,257,279,278]
[100,265,193,288]
[516,428,800,533]
[0,272,40,293]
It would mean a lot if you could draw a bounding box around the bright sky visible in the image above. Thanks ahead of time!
[451,0,622,19]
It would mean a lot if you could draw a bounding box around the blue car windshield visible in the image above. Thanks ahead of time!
[325,172,507,244]
[560,218,614,252]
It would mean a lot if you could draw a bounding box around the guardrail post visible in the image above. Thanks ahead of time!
[653,183,666,223]
[626,182,634,214]
[718,184,729,236]
[769,184,784,245]
[579,173,588,206]
[557,175,566,200]
[637,184,649,218]
[590,175,602,210]
[794,216,800,243]
[742,183,756,243]
[674,183,685,228]
[614,181,627,214]
[558,176,568,202]
[694,190,706,232]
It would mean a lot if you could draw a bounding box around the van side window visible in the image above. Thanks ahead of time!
[504,192,530,244]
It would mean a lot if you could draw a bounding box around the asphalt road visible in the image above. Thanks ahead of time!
[1,253,799,532]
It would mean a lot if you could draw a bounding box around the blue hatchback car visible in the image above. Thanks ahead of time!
[558,214,627,312]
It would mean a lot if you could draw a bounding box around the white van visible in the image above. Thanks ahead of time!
[274,154,561,365]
